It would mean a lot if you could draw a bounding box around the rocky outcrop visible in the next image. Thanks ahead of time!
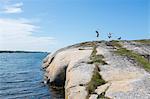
[42,40,150,99]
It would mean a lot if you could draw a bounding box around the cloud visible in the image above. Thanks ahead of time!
[2,2,23,13]
[0,18,56,51]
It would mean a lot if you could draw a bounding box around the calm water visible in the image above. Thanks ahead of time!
[0,53,64,99]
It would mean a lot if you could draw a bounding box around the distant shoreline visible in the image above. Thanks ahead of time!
[0,51,48,53]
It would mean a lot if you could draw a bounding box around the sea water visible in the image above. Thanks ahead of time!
[0,53,64,99]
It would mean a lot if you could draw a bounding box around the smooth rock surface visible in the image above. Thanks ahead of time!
[96,43,150,99]
[89,94,98,99]
[42,40,150,99]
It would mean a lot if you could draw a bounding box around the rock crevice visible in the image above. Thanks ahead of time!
[42,40,150,99]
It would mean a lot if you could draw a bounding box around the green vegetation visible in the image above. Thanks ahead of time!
[112,41,150,72]
[117,48,150,72]
[79,42,95,47]
[110,40,122,48]
[86,68,106,94]
[90,45,97,58]
[88,44,107,65]
[88,54,107,65]
[134,39,150,44]
[86,42,107,98]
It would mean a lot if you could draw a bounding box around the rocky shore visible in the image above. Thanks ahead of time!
[42,40,150,99]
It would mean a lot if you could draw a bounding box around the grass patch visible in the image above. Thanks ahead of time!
[134,39,150,44]
[116,48,150,72]
[86,68,106,94]
[88,55,107,65]
[88,44,107,65]
[110,40,122,48]
[79,42,95,47]
[90,45,97,58]
[112,41,150,72]
[86,43,107,97]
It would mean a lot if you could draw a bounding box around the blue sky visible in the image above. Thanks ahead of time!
[0,0,149,51]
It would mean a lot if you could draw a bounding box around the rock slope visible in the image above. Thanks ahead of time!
[42,40,150,99]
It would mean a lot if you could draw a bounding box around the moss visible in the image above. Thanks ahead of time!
[112,41,150,72]
[86,69,106,94]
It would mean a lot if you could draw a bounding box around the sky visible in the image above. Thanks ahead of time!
[0,0,149,52]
